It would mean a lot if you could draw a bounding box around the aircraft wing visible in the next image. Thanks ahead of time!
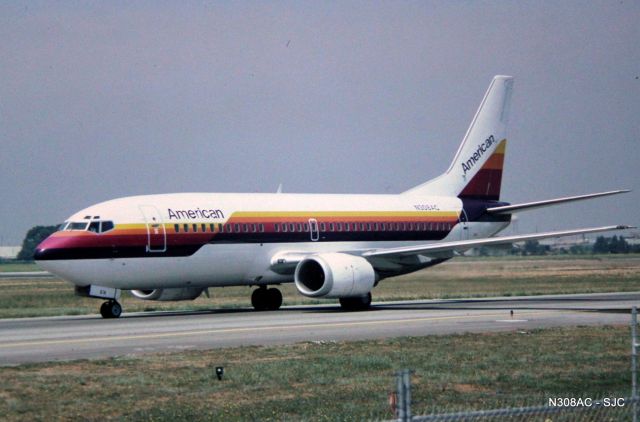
[486,190,630,215]
[270,225,634,273]
[361,225,633,259]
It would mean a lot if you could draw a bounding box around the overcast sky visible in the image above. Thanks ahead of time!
[1,1,638,245]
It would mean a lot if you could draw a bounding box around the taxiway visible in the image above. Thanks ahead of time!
[0,292,637,365]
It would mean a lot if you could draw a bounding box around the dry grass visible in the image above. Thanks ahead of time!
[0,326,631,421]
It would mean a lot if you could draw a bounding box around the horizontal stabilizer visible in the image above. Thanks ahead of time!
[363,225,634,259]
[486,190,630,215]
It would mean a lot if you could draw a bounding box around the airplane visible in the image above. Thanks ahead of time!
[34,75,632,319]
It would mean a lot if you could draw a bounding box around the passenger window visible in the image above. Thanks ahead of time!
[367,223,372,231]
[184,224,189,233]
[193,224,198,232]
[344,223,350,232]
[225,224,232,233]
[243,224,248,233]
[275,223,280,232]
[174,224,180,233]
[235,224,240,232]
[251,224,257,232]
[259,224,264,233]
[297,223,302,232]
[210,223,215,232]
[329,223,334,232]
[218,224,223,232]
[337,223,342,232]
[282,224,288,233]
[201,224,206,232]
[289,223,295,232]
[320,222,326,231]
[88,222,100,233]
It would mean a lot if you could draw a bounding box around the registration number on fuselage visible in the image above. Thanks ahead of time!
[413,204,440,211]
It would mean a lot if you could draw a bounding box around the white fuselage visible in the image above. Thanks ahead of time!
[35,192,509,290]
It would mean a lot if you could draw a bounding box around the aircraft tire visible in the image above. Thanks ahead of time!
[100,300,122,319]
[251,288,268,311]
[266,288,283,311]
[339,292,372,311]
[100,301,110,318]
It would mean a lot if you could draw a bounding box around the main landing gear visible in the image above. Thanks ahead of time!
[100,300,122,319]
[251,286,283,311]
[339,292,372,311]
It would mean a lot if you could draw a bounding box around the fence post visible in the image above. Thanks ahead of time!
[396,369,412,422]
[633,306,638,422]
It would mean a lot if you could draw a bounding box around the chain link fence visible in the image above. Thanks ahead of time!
[409,397,636,421]
[382,307,640,422]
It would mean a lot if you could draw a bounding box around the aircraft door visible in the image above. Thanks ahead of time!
[460,209,470,241]
[139,205,167,253]
[309,218,319,242]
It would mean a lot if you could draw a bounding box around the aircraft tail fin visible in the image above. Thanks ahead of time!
[403,75,514,201]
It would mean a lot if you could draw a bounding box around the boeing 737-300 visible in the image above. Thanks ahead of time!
[34,76,632,318]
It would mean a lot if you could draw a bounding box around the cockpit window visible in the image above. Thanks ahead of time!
[64,220,115,233]
[58,222,69,231]
[68,222,89,231]
[100,221,115,233]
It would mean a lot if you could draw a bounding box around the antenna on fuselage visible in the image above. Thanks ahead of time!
[276,183,283,194]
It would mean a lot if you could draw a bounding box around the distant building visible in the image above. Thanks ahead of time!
[0,246,21,259]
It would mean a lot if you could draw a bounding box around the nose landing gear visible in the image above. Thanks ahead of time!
[251,286,283,311]
[100,300,122,319]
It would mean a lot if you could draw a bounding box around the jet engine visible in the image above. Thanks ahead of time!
[294,253,376,298]
[130,287,204,301]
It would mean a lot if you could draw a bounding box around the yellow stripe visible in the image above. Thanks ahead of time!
[495,139,507,154]
[232,211,459,218]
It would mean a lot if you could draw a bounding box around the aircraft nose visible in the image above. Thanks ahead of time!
[33,236,62,261]
[33,247,51,261]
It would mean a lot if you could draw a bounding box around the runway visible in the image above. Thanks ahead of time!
[1,292,638,365]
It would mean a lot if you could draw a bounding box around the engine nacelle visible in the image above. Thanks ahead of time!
[130,287,204,301]
[294,253,376,298]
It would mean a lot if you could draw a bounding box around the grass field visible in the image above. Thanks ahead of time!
[1,255,639,318]
[0,262,39,272]
[0,325,631,421]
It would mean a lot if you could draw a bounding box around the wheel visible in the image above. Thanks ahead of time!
[110,301,122,318]
[100,300,122,319]
[252,287,283,311]
[266,288,283,311]
[339,292,372,311]
[251,288,268,311]
[100,301,110,318]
